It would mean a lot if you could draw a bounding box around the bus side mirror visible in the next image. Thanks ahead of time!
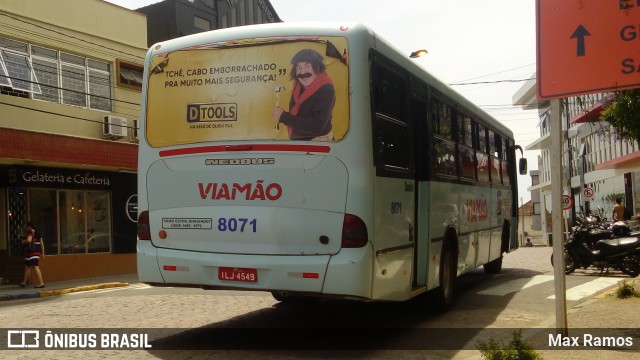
[519,158,527,175]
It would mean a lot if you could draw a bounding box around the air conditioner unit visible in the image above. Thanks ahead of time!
[103,115,127,138]
[129,119,139,142]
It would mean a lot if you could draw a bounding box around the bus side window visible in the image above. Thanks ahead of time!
[434,138,456,177]
[376,116,410,171]
[476,123,490,183]
[489,131,501,184]
[431,96,457,178]
[458,114,475,180]
[372,59,411,175]
[501,138,509,185]
[459,145,475,179]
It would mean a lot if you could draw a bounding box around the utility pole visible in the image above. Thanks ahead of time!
[550,98,568,334]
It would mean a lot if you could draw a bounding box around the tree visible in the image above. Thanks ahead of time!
[600,89,640,143]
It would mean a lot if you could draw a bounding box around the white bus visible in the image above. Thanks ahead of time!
[137,22,526,311]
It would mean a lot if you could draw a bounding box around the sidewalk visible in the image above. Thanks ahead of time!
[0,273,139,301]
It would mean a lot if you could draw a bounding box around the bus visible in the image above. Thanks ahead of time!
[136,22,527,311]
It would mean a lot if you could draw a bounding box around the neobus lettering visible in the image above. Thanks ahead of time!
[198,180,283,200]
[205,158,275,165]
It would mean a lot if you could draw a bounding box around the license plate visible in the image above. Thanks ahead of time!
[218,267,258,283]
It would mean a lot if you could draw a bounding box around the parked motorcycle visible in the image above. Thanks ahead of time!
[552,226,640,277]
[571,209,632,250]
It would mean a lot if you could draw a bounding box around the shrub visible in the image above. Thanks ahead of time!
[476,329,543,360]
[615,281,640,299]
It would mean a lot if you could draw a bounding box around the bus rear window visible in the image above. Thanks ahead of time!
[145,37,350,147]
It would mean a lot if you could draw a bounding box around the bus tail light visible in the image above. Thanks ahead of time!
[137,210,151,240]
[341,214,368,248]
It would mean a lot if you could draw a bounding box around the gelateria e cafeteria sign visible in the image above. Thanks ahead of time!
[10,168,113,189]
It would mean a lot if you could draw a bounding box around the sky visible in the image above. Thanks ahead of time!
[105,0,541,204]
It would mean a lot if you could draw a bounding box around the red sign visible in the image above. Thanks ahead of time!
[562,195,574,211]
[583,187,595,200]
[537,1,640,100]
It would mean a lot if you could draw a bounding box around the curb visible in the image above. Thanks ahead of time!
[0,282,129,301]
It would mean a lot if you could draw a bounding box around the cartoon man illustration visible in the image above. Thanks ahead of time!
[273,49,335,141]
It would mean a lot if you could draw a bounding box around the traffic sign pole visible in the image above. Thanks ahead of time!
[550,99,568,335]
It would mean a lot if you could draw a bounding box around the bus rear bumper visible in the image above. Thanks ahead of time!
[137,240,373,299]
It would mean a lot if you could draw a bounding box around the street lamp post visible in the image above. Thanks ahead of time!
[409,49,428,58]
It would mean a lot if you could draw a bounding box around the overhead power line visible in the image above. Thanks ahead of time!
[451,63,535,83]
[451,78,536,86]
[0,100,138,130]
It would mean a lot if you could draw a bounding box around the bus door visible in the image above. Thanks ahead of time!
[371,56,415,300]
[410,78,429,288]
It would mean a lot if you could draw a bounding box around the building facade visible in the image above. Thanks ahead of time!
[0,0,281,284]
[0,0,146,283]
[513,78,640,244]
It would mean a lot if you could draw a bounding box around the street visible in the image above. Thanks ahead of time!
[0,246,632,359]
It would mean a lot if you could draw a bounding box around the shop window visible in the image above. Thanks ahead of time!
[27,189,57,256]
[86,191,111,253]
[26,189,112,255]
